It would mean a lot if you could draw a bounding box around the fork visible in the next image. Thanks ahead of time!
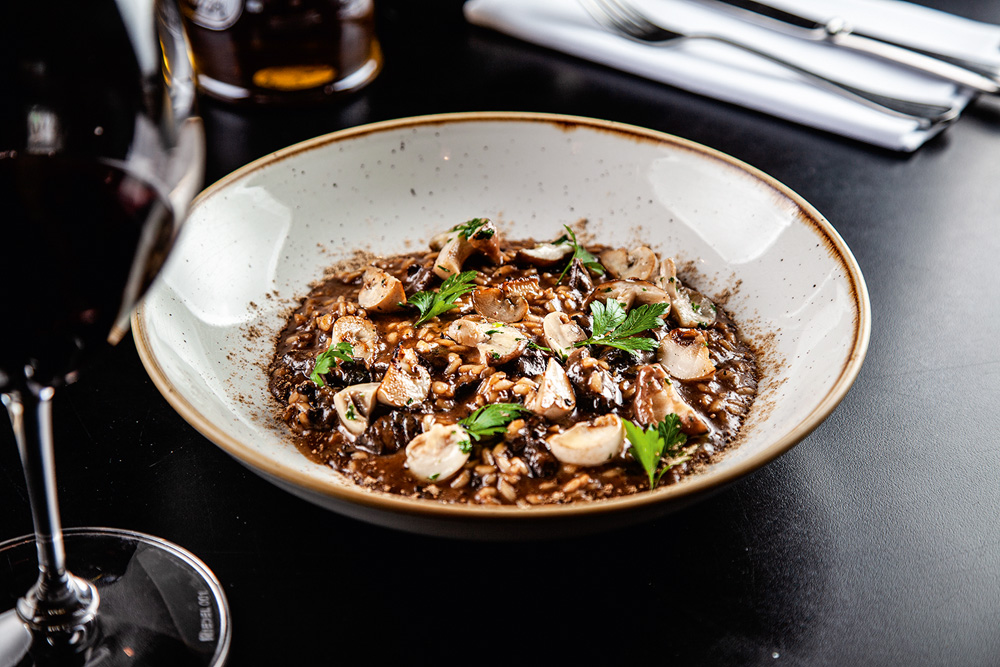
[578,0,961,129]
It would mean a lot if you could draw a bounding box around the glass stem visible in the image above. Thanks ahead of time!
[3,387,98,647]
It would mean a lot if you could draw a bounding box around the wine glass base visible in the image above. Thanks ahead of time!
[0,528,230,666]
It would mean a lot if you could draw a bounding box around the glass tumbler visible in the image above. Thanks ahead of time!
[179,0,382,105]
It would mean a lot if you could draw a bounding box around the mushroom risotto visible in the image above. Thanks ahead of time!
[268,219,758,505]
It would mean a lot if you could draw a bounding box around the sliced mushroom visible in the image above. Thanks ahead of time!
[467,219,504,265]
[524,358,577,420]
[478,324,528,366]
[446,318,527,366]
[403,264,436,296]
[355,410,421,455]
[329,315,378,366]
[586,279,670,311]
[433,219,503,279]
[516,242,572,267]
[655,256,680,295]
[599,246,657,280]
[446,318,489,347]
[658,329,716,381]
[542,311,586,359]
[358,266,406,313]
[565,258,594,294]
[428,230,454,251]
[672,286,717,329]
[656,258,715,328]
[546,415,625,466]
[405,422,472,482]
[501,276,543,301]
[333,382,380,437]
[434,233,475,279]
[472,286,528,323]
[632,364,708,435]
[377,346,431,407]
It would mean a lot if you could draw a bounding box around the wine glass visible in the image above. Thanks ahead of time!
[0,1,230,665]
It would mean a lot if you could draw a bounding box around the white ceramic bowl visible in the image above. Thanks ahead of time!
[134,112,870,539]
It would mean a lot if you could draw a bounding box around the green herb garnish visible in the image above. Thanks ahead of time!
[623,415,691,489]
[458,403,531,442]
[575,300,668,354]
[409,270,478,325]
[527,340,567,362]
[450,217,493,240]
[553,225,605,283]
[309,342,354,387]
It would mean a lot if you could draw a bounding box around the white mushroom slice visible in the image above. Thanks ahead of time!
[586,279,670,310]
[542,312,586,359]
[672,286,717,329]
[434,233,476,279]
[546,415,625,466]
[516,242,572,267]
[333,382,380,437]
[446,318,489,347]
[329,315,378,366]
[377,347,431,407]
[471,287,528,323]
[445,318,527,365]
[467,219,504,265]
[478,324,528,366]
[656,258,716,328]
[658,330,716,381]
[405,422,471,482]
[358,266,406,313]
[599,246,657,281]
[632,364,708,435]
[433,219,503,279]
[428,230,455,251]
[524,358,576,420]
[656,257,680,295]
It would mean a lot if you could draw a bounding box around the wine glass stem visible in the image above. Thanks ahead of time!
[3,387,98,646]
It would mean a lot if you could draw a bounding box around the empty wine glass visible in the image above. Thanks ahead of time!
[0,1,230,664]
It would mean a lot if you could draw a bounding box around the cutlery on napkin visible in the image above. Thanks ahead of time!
[463,0,1000,151]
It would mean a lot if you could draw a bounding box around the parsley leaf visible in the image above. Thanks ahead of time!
[589,299,628,338]
[575,300,668,354]
[623,415,691,489]
[458,403,531,442]
[553,225,605,283]
[450,217,494,240]
[309,342,355,387]
[409,270,478,325]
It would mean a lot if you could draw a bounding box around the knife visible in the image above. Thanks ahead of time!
[696,0,1000,93]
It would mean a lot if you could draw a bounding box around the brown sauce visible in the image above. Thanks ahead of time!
[268,224,758,506]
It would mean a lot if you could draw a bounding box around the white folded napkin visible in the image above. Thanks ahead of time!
[464,0,1000,151]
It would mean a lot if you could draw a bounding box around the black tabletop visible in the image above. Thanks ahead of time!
[4,1,1000,664]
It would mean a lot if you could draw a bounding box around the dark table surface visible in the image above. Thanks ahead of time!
[4,1,1000,664]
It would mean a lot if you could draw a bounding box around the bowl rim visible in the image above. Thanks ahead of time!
[133,110,871,522]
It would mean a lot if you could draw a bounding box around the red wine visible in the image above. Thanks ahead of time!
[0,154,177,389]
